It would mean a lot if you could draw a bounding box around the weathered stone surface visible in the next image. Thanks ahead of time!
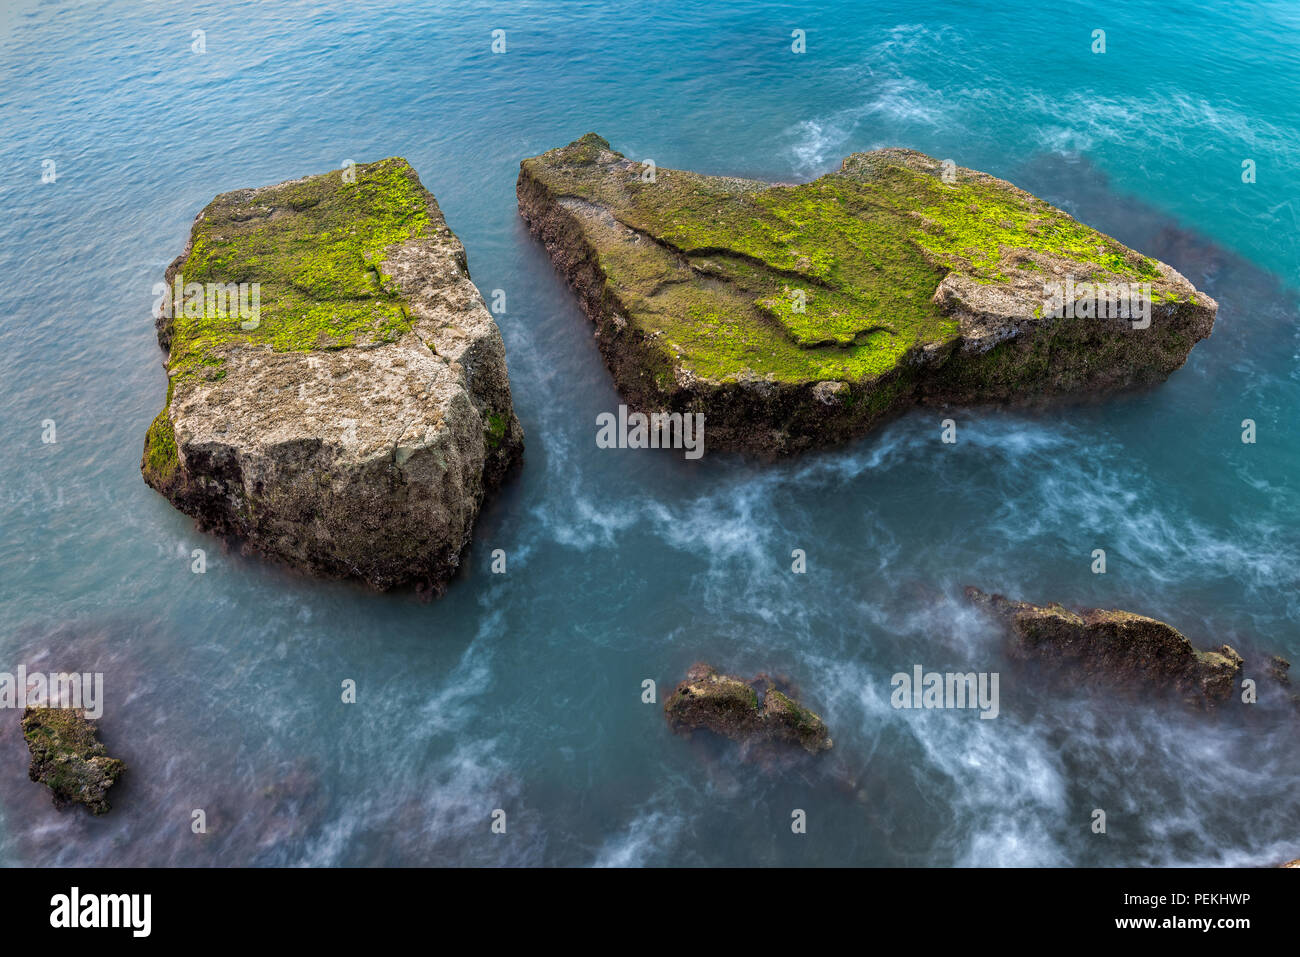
[966,587,1244,705]
[143,159,522,591]
[1282,858,1300,868]
[519,133,1216,455]
[664,663,832,754]
[22,708,124,815]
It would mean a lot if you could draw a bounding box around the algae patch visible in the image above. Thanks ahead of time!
[518,134,1218,454]
[159,157,431,386]
[141,158,523,591]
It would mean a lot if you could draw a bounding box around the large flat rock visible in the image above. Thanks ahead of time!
[143,159,522,591]
[519,134,1217,454]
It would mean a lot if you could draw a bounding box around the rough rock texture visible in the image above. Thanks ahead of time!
[1283,858,1300,868]
[22,708,125,815]
[142,158,522,591]
[519,133,1217,454]
[966,588,1245,705]
[664,663,832,754]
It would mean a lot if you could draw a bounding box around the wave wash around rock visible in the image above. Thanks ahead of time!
[518,134,1218,455]
[142,159,523,591]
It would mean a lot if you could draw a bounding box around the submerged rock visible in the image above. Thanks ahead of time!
[1268,655,1291,685]
[664,663,832,754]
[518,133,1216,455]
[22,708,124,815]
[966,588,1244,705]
[142,159,522,591]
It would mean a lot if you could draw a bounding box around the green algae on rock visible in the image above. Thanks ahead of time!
[22,708,125,815]
[518,134,1217,454]
[664,663,832,754]
[966,588,1247,706]
[143,159,522,591]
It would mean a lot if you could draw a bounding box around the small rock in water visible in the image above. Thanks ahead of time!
[21,707,125,815]
[664,663,832,754]
[966,587,1256,706]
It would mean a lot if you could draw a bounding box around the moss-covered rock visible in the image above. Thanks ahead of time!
[664,663,832,754]
[22,707,124,815]
[142,159,522,591]
[966,587,1248,705]
[519,134,1217,454]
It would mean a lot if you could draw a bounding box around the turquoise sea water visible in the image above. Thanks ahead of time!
[0,0,1297,865]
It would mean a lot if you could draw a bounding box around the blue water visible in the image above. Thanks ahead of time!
[1,0,1297,866]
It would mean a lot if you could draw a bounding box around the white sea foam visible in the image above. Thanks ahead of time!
[785,77,946,173]
[592,806,687,867]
